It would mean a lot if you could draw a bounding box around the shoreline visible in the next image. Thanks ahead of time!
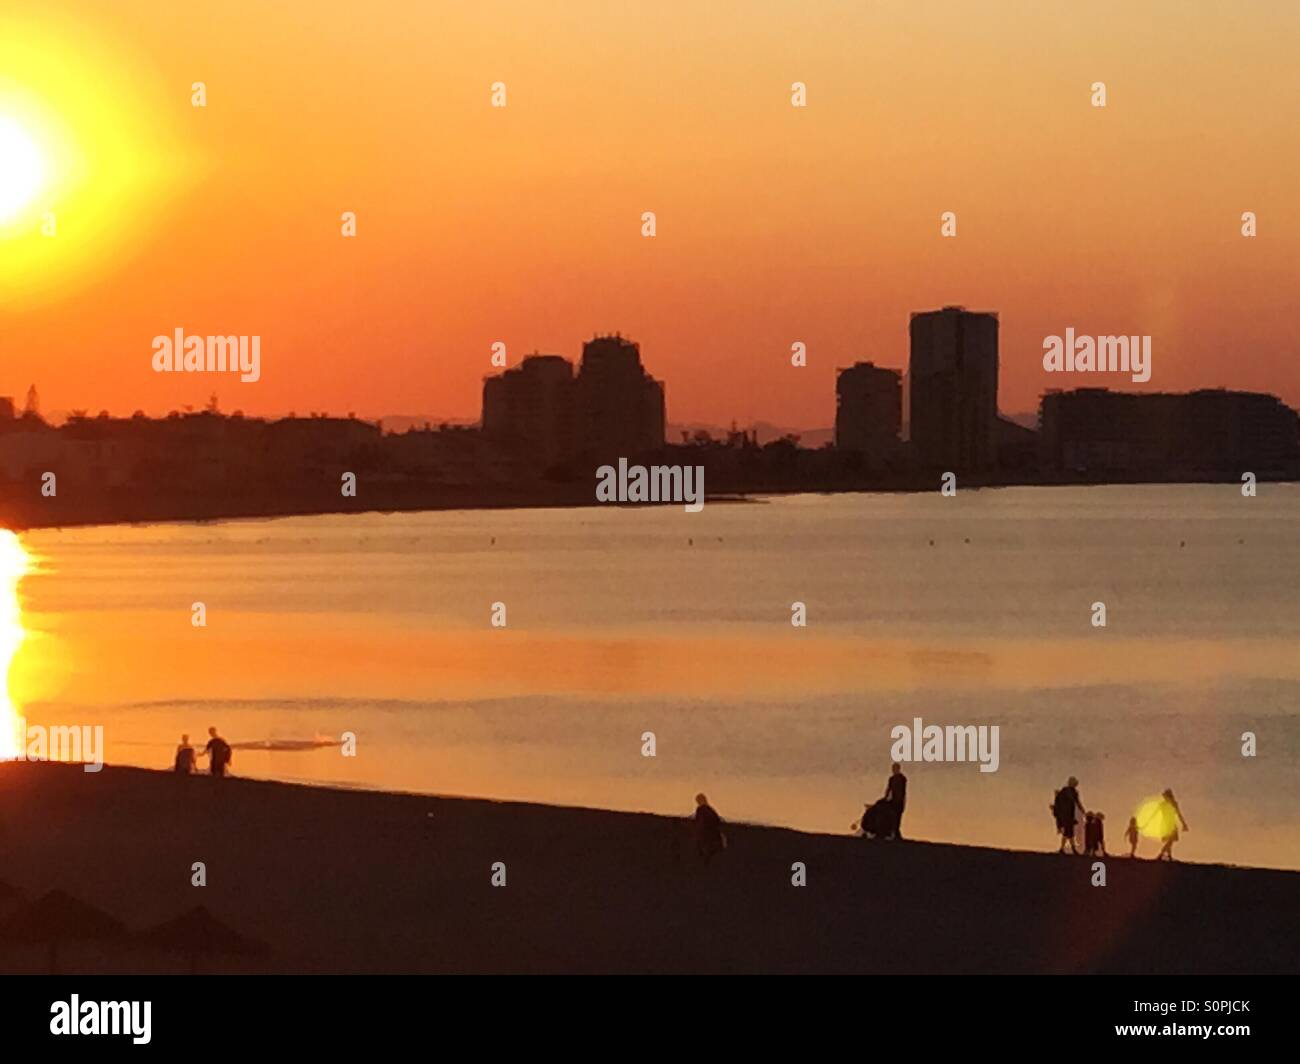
[4,474,1296,534]
[14,751,1299,875]
[1,762,1296,974]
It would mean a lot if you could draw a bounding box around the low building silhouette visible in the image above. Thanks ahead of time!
[1039,388,1300,475]
[995,416,1039,471]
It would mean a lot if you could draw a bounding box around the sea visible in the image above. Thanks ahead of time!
[5,484,1298,869]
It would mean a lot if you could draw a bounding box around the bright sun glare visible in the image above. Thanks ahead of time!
[0,115,45,223]
[0,530,30,759]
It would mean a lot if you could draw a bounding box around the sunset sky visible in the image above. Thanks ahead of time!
[1,0,1297,427]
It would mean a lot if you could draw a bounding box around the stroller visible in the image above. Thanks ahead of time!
[856,799,898,840]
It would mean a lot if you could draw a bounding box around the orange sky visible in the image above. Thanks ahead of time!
[1,0,1297,426]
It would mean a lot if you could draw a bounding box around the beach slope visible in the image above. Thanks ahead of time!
[0,763,1295,974]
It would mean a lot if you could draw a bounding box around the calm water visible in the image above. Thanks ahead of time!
[7,485,1300,869]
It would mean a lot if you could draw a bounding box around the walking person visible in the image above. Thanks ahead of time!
[1052,776,1085,853]
[1083,812,1108,857]
[693,793,727,865]
[199,726,233,778]
[1152,789,1189,861]
[1125,816,1140,858]
[883,762,908,840]
[173,734,196,775]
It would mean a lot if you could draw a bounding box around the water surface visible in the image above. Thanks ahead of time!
[7,485,1299,869]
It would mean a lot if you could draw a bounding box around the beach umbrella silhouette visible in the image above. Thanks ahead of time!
[0,889,126,973]
[134,905,269,973]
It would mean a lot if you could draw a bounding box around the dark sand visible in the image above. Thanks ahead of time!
[0,763,1295,974]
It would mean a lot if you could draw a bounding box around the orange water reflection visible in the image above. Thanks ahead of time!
[0,530,30,758]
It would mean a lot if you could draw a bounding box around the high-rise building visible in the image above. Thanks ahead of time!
[481,354,575,469]
[834,362,902,452]
[908,307,999,471]
[480,336,666,469]
[574,334,665,458]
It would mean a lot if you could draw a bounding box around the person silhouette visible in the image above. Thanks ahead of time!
[1125,816,1140,858]
[693,793,726,865]
[173,734,196,775]
[199,726,232,778]
[1083,812,1108,857]
[1153,789,1189,861]
[1052,776,1085,853]
[884,763,908,840]
[1083,812,1098,855]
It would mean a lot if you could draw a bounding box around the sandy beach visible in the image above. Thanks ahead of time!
[0,762,1295,974]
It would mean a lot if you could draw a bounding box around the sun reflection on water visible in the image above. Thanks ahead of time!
[0,529,31,759]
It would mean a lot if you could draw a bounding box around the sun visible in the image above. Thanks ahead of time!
[0,115,44,223]
[1,16,192,302]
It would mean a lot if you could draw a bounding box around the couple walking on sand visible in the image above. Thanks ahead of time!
[173,727,233,777]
